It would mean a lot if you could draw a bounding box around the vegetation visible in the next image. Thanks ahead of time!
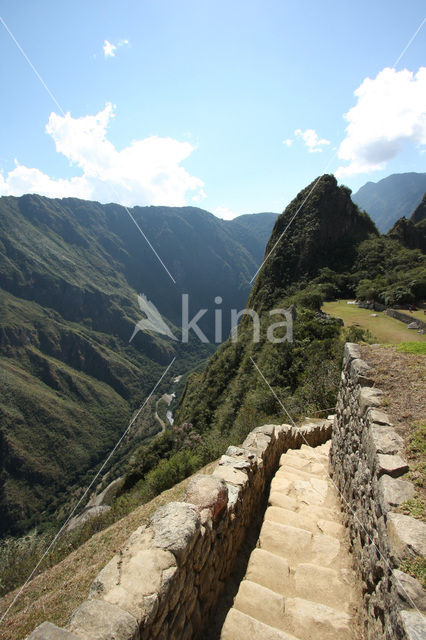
[1,192,278,538]
[322,302,426,345]
[399,555,426,589]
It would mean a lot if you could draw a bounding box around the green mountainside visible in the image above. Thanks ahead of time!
[0,194,275,536]
[352,172,426,232]
[175,174,426,437]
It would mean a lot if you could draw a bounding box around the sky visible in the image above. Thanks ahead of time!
[0,0,425,219]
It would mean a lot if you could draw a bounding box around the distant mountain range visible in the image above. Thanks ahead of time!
[0,194,276,536]
[352,172,426,232]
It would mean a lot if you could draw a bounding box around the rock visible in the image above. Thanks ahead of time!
[184,474,228,521]
[376,454,409,478]
[367,409,392,426]
[90,547,176,623]
[86,477,124,509]
[393,570,426,611]
[213,465,248,487]
[378,476,415,512]
[27,622,83,640]
[68,600,139,640]
[344,343,361,363]
[66,505,111,533]
[407,322,419,329]
[151,502,201,562]
[369,425,404,456]
[359,387,383,414]
[400,610,426,640]
[350,358,374,385]
[387,513,426,562]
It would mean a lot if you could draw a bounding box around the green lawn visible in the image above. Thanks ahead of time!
[323,300,426,345]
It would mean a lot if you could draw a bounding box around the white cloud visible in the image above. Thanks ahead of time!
[103,40,116,58]
[0,103,205,207]
[213,206,239,220]
[336,67,426,178]
[103,38,129,58]
[294,128,330,153]
[282,138,293,147]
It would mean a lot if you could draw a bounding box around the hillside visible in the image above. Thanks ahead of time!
[0,195,274,537]
[175,174,426,437]
[352,172,426,232]
[175,175,376,435]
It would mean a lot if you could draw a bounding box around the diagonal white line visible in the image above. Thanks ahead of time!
[249,17,426,287]
[0,357,176,625]
[0,15,176,284]
[0,16,65,116]
[250,355,422,616]
[393,16,426,68]
[249,150,337,284]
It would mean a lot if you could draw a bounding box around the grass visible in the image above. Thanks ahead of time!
[399,555,426,589]
[397,342,426,355]
[322,300,426,345]
[0,459,218,640]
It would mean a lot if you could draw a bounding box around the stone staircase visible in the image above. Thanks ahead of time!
[220,441,361,640]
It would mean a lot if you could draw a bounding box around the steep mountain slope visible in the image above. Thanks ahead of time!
[410,193,426,224]
[352,172,426,232]
[176,175,376,435]
[228,212,278,263]
[0,195,272,536]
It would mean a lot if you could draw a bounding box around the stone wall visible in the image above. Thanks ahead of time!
[330,343,426,640]
[385,308,426,331]
[28,420,332,640]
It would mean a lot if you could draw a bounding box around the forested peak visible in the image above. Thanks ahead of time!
[248,174,377,311]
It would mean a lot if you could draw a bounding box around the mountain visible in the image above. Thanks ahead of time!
[228,212,278,263]
[175,175,377,435]
[0,194,274,536]
[352,172,426,232]
[410,193,426,225]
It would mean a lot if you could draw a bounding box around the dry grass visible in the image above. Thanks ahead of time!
[0,461,217,640]
[361,345,425,516]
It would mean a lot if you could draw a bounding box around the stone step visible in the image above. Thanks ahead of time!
[245,550,354,612]
[279,453,329,476]
[275,464,329,482]
[258,520,345,568]
[233,580,353,640]
[221,608,301,640]
[264,505,345,537]
[270,474,337,509]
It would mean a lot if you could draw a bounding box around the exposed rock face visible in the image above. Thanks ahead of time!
[330,343,426,640]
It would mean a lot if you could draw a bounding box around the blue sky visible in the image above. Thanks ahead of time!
[0,0,425,218]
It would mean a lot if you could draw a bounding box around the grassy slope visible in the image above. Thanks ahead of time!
[0,460,217,640]
[323,301,426,344]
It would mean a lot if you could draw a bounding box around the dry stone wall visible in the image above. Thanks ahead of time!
[330,342,426,640]
[28,421,332,640]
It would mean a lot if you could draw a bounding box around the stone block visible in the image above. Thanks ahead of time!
[344,342,361,363]
[151,502,201,562]
[378,476,415,512]
[393,570,426,611]
[359,387,383,414]
[376,454,409,478]
[213,465,248,487]
[400,610,426,640]
[68,600,139,640]
[387,512,426,563]
[90,547,176,623]
[27,622,83,640]
[369,425,404,456]
[184,474,228,521]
